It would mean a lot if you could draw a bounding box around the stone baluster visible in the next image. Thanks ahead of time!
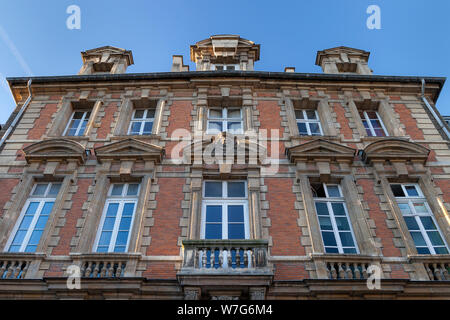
[202,248,207,268]
[0,262,6,278]
[116,262,123,277]
[5,262,14,279]
[93,261,100,277]
[345,262,352,279]
[100,262,107,277]
[337,263,345,279]
[442,263,449,280]
[433,263,442,280]
[328,263,337,279]
[354,263,361,279]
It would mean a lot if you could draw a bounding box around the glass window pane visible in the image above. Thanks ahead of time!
[143,121,153,134]
[410,231,427,247]
[111,184,124,196]
[315,202,329,215]
[119,217,132,231]
[226,65,235,70]
[35,216,49,229]
[129,121,141,134]
[405,185,419,197]
[204,182,222,197]
[18,216,33,230]
[73,112,84,119]
[127,184,139,196]
[416,247,430,254]
[96,246,108,253]
[98,231,112,246]
[427,231,445,246]
[391,184,405,197]
[309,123,321,135]
[435,247,449,254]
[297,122,308,135]
[33,184,48,196]
[102,217,116,231]
[227,109,241,119]
[115,231,129,246]
[122,203,135,217]
[227,122,242,133]
[413,202,428,214]
[295,110,304,120]
[228,224,245,239]
[335,217,350,231]
[331,203,346,216]
[366,111,377,119]
[305,110,316,120]
[78,121,87,136]
[67,128,77,136]
[146,109,155,119]
[318,216,332,230]
[215,65,224,71]
[398,203,412,215]
[404,217,420,230]
[24,245,37,253]
[205,224,222,239]
[134,110,145,119]
[8,245,20,253]
[106,203,119,217]
[25,202,40,215]
[311,184,326,198]
[339,232,355,246]
[209,109,222,118]
[227,182,245,197]
[207,121,223,133]
[322,231,337,246]
[28,230,43,245]
[206,205,222,222]
[11,230,27,245]
[113,246,126,253]
[343,248,357,254]
[325,247,339,254]
[326,185,341,197]
[374,128,386,137]
[420,216,436,230]
[40,202,54,215]
[228,205,244,222]
[48,183,61,196]
[370,119,382,128]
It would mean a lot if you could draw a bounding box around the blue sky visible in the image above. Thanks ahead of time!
[0,0,449,124]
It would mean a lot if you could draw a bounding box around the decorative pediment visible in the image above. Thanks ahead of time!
[95,138,164,163]
[363,139,430,164]
[315,46,370,65]
[286,139,356,163]
[23,139,86,164]
[183,132,267,165]
[81,46,134,65]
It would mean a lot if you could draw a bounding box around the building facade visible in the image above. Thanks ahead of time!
[0,35,449,299]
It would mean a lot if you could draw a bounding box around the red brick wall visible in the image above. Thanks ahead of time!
[51,178,92,255]
[333,102,353,139]
[256,100,285,157]
[27,103,58,139]
[266,179,305,256]
[142,262,177,279]
[390,264,409,279]
[0,179,20,218]
[146,178,184,256]
[393,103,425,140]
[96,102,118,139]
[357,179,401,257]
[274,262,308,280]
[165,100,192,158]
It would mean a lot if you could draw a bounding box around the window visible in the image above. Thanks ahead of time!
[128,109,155,135]
[7,182,62,253]
[295,110,323,136]
[201,181,249,239]
[312,183,358,254]
[94,183,140,253]
[207,108,243,134]
[63,111,91,136]
[211,64,239,71]
[359,110,388,137]
[391,184,449,255]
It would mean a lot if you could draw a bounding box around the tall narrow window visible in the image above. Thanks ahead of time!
[128,109,155,135]
[64,111,91,136]
[359,110,388,137]
[207,108,243,134]
[391,184,449,254]
[295,110,323,136]
[94,183,140,253]
[201,181,249,239]
[7,182,62,252]
[312,183,358,254]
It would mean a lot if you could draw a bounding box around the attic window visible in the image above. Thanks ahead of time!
[336,62,357,73]
[211,64,239,71]
[93,62,114,73]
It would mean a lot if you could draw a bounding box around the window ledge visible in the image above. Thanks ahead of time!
[110,134,161,141]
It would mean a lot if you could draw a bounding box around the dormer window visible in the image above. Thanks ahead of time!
[211,64,240,71]
[207,108,243,134]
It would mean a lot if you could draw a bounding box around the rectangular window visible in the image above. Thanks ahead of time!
[207,108,243,134]
[312,183,358,254]
[7,182,62,253]
[391,183,449,254]
[211,64,239,71]
[128,108,155,135]
[359,110,388,137]
[94,183,140,253]
[63,111,91,136]
[295,110,323,136]
[201,181,249,240]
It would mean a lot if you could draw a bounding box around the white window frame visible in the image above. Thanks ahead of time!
[295,109,323,136]
[392,183,449,255]
[360,110,388,137]
[201,181,249,240]
[5,182,61,253]
[210,64,240,71]
[63,110,91,136]
[127,108,155,135]
[206,107,243,134]
[93,183,140,253]
[313,183,359,254]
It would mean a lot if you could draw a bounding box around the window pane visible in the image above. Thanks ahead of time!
[207,121,223,133]
[25,202,40,215]
[322,231,337,246]
[331,203,346,216]
[226,65,235,70]
[227,122,242,133]
[67,127,78,136]
[11,230,27,245]
[315,202,329,215]
[326,185,341,197]
[28,230,43,245]
[297,123,308,135]
[111,184,124,196]
[404,217,419,230]
[398,203,412,215]
[410,232,427,247]
[318,216,332,230]
[335,217,350,231]
[417,247,430,254]
[305,110,316,120]
[146,109,155,118]
[215,65,224,71]
[40,202,54,215]
[413,202,428,214]
[227,182,245,197]
[420,216,436,230]
[143,121,153,134]
[122,203,135,217]
[113,246,126,253]
[227,109,241,119]
[435,247,449,254]
[339,232,355,246]
[73,112,84,119]
[209,109,222,118]
[119,217,132,230]
[294,110,304,120]
[366,111,377,119]
[343,248,357,254]
[106,203,119,217]
[24,245,37,253]
[374,128,386,137]
[228,224,245,239]
[134,110,145,119]
[309,123,321,135]
[96,246,108,253]
[204,182,222,197]
[325,247,339,254]
[18,216,33,230]
[115,231,129,246]
[205,224,222,239]
[103,217,116,231]
[427,231,445,246]
[391,184,405,197]
[228,205,244,222]
[33,184,48,196]
[98,231,112,246]
[405,186,419,197]
[206,205,222,222]
[311,184,326,198]
[48,183,61,196]
[78,120,88,136]
[127,184,139,196]
[129,121,141,134]
[35,216,48,229]
[8,245,20,253]
[370,119,382,128]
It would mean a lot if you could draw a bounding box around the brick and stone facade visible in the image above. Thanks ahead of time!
[0,36,449,299]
